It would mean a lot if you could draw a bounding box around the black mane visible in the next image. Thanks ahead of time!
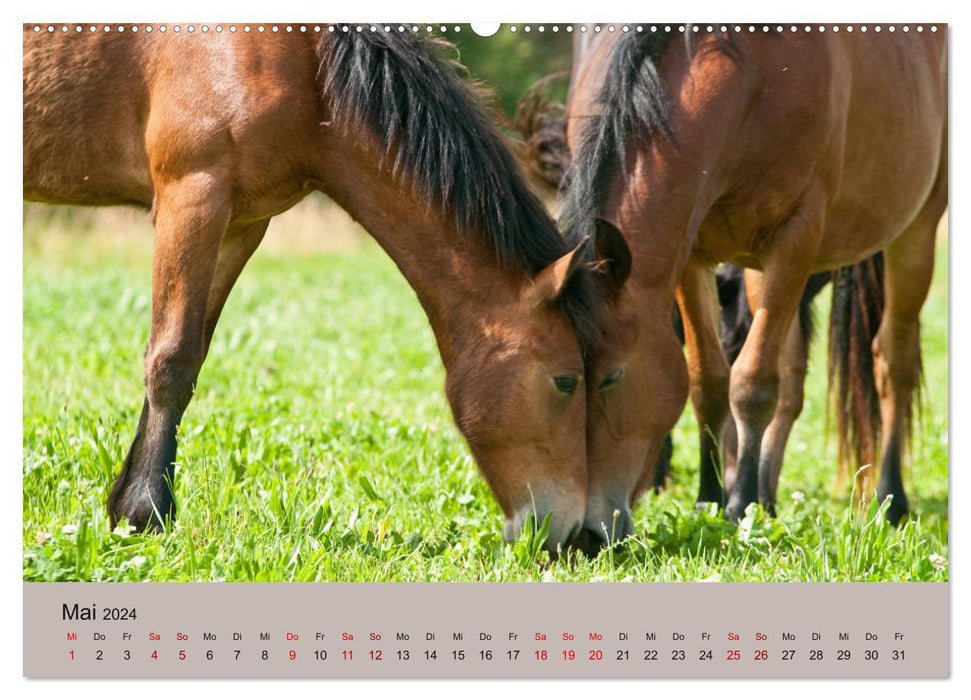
[317,28,602,351]
[559,31,677,248]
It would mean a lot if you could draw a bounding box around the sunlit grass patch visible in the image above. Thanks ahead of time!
[23,221,948,583]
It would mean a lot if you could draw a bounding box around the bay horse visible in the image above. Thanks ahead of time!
[23,25,614,555]
[559,27,946,552]
[516,79,836,504]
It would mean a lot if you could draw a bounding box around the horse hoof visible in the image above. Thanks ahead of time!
[723,497,751,523]
[880,493,909,526]
[108,480,175,533]
[696,488,725,506]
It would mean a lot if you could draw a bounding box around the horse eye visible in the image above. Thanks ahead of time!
[598,368,625,390]
[552,375,579,395]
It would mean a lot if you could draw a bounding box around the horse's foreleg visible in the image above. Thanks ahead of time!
[108,174,232,531]
[676,261,730,506]
[724,196,822,522]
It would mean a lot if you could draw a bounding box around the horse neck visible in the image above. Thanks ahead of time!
[606,149,714,295]
[315,137,525,367]
[573,34,745,300]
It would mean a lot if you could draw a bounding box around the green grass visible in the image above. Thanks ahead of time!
[22,222,949,582]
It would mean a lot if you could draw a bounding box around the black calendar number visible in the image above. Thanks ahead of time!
[397,650,409,661]
[893,649,905,661]
[314,650,328,661]
[810,649,823,661]
[95,649,103,661]
[123,650,131,661]
[837,649,851,661]
[480,650,492,661]
[865,649,879,661]
[672,649,685,661]
[206,650,214,661]
[699,649,712,661]
[616,649,629,661]
[782,649,795,660]
[233,649,241,660]
[643,649,658,661]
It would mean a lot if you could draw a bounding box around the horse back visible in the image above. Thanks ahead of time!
[689,32,945,269]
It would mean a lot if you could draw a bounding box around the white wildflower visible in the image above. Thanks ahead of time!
[791,491,806,504]
[113,523,135,537]
[131,556,147,567]
[61,524,78,535]
[929,554,947,571]
[57,479,71,493]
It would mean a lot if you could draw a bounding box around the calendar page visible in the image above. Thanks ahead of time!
[22,19,949,680]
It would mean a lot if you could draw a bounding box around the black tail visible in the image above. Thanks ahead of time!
[826,253,903,485]
[511,73,571,194]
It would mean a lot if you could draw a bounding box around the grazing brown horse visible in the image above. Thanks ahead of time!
[516,84,836,503]
[517,74,842,511]
[559,27,946,552]
[23,26,613,554]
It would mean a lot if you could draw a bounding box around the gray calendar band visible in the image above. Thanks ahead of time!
[24,582,949,678]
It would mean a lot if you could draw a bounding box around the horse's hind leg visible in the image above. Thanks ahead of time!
[872,205,944,525]
[676,261,730,506]
[108,174,232,531]
[202,220,270,354]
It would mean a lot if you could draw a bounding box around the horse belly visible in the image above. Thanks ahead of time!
[23,139,153,207]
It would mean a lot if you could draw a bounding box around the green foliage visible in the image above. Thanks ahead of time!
[23,232,948,582]
[452,27,571,117]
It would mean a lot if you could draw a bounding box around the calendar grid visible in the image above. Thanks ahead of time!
[24,582,949,678]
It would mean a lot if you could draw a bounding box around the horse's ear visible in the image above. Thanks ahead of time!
[593,218,632,291]
[525,237,590,306]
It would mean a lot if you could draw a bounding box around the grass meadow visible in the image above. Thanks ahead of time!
[22,199,949,582]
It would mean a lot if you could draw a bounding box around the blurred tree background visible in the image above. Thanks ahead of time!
[450,26,572,118]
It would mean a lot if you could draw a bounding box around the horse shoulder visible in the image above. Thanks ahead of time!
[144,35,321,219]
